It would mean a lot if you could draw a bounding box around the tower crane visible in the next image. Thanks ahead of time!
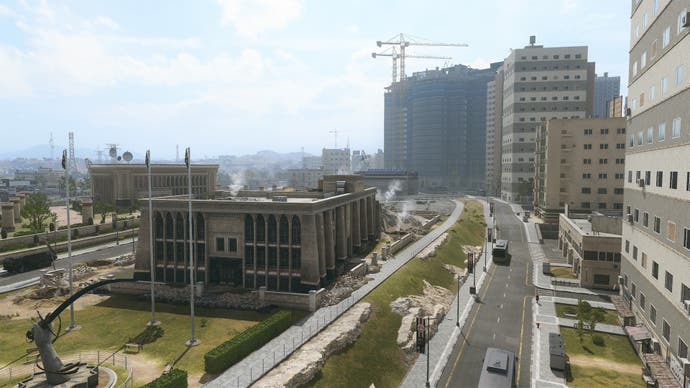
[372,48,452,84]
[376,33,468,81]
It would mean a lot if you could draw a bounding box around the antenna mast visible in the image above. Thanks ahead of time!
[68,132,77,171]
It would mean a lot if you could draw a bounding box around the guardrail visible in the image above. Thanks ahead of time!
[0,351,134,387]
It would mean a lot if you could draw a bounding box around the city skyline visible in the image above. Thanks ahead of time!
[0,1,628,159]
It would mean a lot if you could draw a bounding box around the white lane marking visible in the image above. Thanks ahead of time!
[497,316,501,323]
[493,332,496,341]
[499,304,503,309]
[503,293,506,298]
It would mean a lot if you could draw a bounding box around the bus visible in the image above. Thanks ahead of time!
[492,239,509,263]
[477,347,517,388]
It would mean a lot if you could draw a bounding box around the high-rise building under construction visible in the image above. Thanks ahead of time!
[383,63,501,192]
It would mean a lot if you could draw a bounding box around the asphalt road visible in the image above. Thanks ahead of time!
[0,241,136,288]
[438,201,534,388]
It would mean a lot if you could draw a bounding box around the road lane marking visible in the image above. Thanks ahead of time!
[497,316,501,323]
[517,295,528,383]
[503,293,506,298]
[493,332,496,341]
[524,261,529,287]
[442,266,496,388]
[499,304,503,309]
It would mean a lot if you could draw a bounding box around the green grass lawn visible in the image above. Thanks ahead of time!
[555,303,620,326]
[305,200,485,388]
[0,295,307,381]
[550,266,576,279]
[561,327,641,365]
[567,364,645,388]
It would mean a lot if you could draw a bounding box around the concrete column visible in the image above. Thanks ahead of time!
[324,210,335,275]
[81,199,94,225]
[300,214,320,287]
[10,197,21,223]
[367,196,375,239]
[352,200,361,250]
[316,213,326,284]
[345,203,352,258]
[360,198,368,242]
[18,192,26,207]
[1,203,15,232]
[308,289,317,312]
[335,206,346,259]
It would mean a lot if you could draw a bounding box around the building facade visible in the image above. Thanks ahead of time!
[134,175,379,293]
[287,168,324,190]
[609,95,625,117]
[486,68,504,197]
[621,0,690,381]
[558,213,622,289]
[384,63,499,192]
[321,148,351,175]
[500,38,595,204]
[534,117,627,222]
[89,164,218,208]
[594,72,622,118]
[355,169,419,196]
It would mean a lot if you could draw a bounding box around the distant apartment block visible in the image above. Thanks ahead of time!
[534,117,627,222]
[486,68,504,197]
[89,164,218,208]
[288,168,323,190]
[322,148,351,175]
[621,0,690,381]
[558,213,622,290]
[302,156,322,170]
[594,72,622,118]
[355,169,419,196]
[608,95,625,117]
[499,37,595,204]
[385,63,499,191]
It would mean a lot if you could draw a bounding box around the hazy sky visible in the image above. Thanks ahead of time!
[0,0,629,159]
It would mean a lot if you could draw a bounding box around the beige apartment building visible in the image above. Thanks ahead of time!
[621,0,690,383]
[534,117,627,222]
[558,213,622,290]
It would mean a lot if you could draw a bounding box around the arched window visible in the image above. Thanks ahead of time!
[176,213,185,239]
[155,213,163,238]
[244,215,254,241]
[256,215,265,243]
[196,213,205,239]
[165,213,174,239]
[279,215,289,244]
[267,215,277,243]
[291,216,301,245]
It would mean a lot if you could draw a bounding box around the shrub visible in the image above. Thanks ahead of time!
[592,334,605,346]
[142,368,187,388]
[204,310,292,374]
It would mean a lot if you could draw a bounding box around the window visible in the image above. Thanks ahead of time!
[665,271,673,292]
[598,188,607,194]
[581,202,590,209]
[643,212,649,227]
[687,172,690,191]
[584,144,592,150]
[638,131,643,145]
[652,261,659,279]
[600,128,609,135]
[630,134,635,147]
[641,51,647,68]
[682,283,690,306]
[581,187,591,194]
[654,216,661,233]
[684,227,690,249]
[633,245,638,260]
[676,65,684,85]
[216,237,225,252]
[650,305,657,325]
[600,143,609,150]
[583,158,592,164]
[582,173,591,179]
[658,122,666,141]
[678,8,688,34]
[598,173,608,179]
[599,158,608,164]
[668,221,676,241]
[670,171,678,189]
[632,282,637,297]
[598,202,607,209]
[680,338,689,360]
[637,171,641,182]
[661,77,668,95]
[647,127,653,143]
[229,238,237,252]
[634,209,640,223]
[641,252,648,268]
[662,320,670,343]
[656,171,663,187]
[625,240,630,253]
[640,292,646,309]
[650,84,656,101]
[628,170,633,183]
[633,61,638,77]
[584,128,593,135]
[616,143,625,149]
[615,188,624,194]
[643,12,648,29]
[653,0,659,15]
[663,26,670,48]
[645,171,651,185]
[672,117,681,138]
[617,127,626,134]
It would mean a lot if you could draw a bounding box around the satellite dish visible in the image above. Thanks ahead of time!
[122,151,133,162]
[117,156,122,161]
[109,147,117,158]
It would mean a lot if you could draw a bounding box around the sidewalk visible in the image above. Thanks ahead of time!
[400,199,493,388]
[206,200,466,388]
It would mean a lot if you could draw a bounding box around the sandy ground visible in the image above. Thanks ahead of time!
[569,355,642,374]
[50,206,82,227]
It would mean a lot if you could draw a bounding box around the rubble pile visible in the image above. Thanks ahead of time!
[114,255,135,266]
[319,273,371,307]
[381,205,425,234]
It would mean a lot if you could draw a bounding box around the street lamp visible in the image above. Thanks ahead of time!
[145,150,160,327]
[185,147,200,347]
[456,274,460,327]
[61,149,79,332]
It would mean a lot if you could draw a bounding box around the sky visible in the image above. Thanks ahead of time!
[0,0,630,160]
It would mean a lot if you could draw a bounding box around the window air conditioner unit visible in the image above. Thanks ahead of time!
[683,12,690,28]
[627,213,633,223]
[651,338,660,353]
[684,300,690,315]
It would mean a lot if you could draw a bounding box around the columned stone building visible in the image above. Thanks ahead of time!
[134,175,379,293]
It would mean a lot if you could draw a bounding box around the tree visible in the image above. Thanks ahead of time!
[79,175,92,194]
[587,307,606,334]
[21,193,54,233]
[94,200,115,224]
[575,299,592,341]
[59,176,77,197]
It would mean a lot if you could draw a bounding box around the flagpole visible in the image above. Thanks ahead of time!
[63,150,79,332]
[146,150,160,327]
[185,147,200,347]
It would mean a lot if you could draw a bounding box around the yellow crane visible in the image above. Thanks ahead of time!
[371,47,451,84]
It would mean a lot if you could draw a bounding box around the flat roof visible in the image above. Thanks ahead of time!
[561,215,620,238]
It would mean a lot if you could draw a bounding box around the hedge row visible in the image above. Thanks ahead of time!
[143,368,188,388]
[204,309,292,374]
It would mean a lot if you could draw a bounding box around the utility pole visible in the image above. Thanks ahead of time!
[146,150,160,327]
[62,150,79,332]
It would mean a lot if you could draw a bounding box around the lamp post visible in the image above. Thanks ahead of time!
[185,147,200,347]
[146,150,160,327]
[456,274,460,326]
[62,150,78,332]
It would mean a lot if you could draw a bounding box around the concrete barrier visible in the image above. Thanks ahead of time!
[258,287,326,311]
[349,262,367,278]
